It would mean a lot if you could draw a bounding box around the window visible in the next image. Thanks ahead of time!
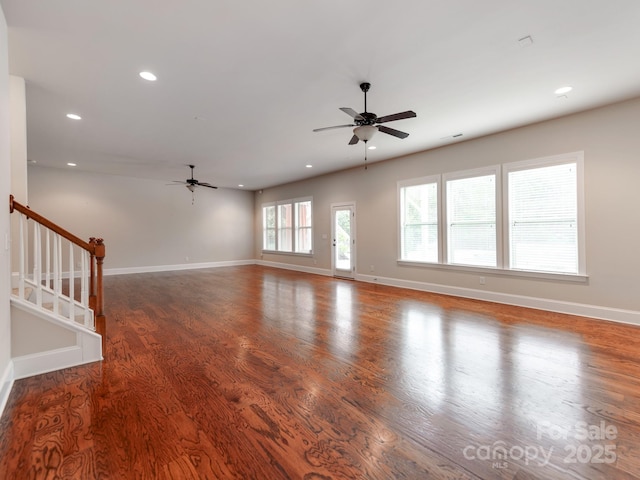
[505,156,582,274]
[263,205,276,251]
[277,203,292,252]
[262,197,313,254]
[399,177,439,263]
[445,170,498,267]
[295,200,313,253]
[398,152,584,277]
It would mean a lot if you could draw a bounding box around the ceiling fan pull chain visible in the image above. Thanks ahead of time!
[364,142,368,170]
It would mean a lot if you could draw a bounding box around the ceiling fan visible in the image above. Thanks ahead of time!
[170,164,218,192]
[313,82,417,145]
[169,164,217,203]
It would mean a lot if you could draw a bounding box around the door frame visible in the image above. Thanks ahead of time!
[330,202,356,279]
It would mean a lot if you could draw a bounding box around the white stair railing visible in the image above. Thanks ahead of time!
[12,207,95,330]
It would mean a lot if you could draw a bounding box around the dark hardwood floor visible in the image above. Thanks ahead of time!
[1,265,640,479]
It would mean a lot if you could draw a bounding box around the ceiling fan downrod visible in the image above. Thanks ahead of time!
[360,82,370,114]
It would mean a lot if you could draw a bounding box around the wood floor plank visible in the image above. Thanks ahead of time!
[1,265,640,479]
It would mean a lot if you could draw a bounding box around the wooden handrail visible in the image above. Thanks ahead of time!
[9,194,106,350]
[10,195,93,251]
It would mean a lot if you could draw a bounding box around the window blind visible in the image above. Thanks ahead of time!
[447,174,496,267]
[508,163,577,273]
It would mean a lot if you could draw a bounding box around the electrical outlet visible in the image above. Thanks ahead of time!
[370,265,375,272]
[479,276,486,285]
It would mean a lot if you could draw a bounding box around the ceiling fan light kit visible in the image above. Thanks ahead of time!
[353,125,377,142]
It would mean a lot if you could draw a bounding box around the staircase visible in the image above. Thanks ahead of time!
[9,195,105,379]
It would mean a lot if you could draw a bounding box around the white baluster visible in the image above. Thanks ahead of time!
[45,228,51,289]
[68,242,75,321]
[25,217,30,284]
[34,224,43,307]
[53,233,60,316]
[18,214,25,299]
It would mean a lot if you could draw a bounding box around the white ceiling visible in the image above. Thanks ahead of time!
[3,0,640,190]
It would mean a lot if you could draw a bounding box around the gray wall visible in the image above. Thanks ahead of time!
[20,92,640,322]
[256,97,640,315]
[28,167,255,271]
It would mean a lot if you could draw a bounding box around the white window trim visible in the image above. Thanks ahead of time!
[262,202,277,252]
[396,259,588,283]
[262,196,313,256]
[443,165,502,268]
[502,151,585,275]
[294,198,313,254]
[396,152,587,282]
[397,175,441,264]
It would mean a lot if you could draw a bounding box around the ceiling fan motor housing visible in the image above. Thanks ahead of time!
[356,112,377,126]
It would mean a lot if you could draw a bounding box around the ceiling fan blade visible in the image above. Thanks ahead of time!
[348,134,360,145]
[197,182,218,189]
[378,125,410,139]
[313,124,354,132]
[340,107,364,121]
[376,110,417,124]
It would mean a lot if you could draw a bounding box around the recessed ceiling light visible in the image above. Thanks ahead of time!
[367,145,377,150]
[238,184,244,188]
[306,164,313,168]
[67,162,77,167]
[139,71,157,81]
[554,86,573,95]
[66,113,81,120]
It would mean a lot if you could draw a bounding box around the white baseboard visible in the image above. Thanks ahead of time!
[256,259,332,277]
[13,260,257,280]
[0,361,15,419]
[12,345,101,380]
[356,273,640,326]
[104,259,255,276]
[10,299,103,380]
[23,257,636,325]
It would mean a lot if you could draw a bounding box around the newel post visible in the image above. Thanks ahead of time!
[92,238,106,354]
[89,237,96,309]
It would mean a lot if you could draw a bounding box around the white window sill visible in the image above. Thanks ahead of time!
[262,250,313,258]
[397,260,588,283]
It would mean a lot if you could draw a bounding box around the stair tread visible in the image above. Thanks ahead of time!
[12,287,94,329]
[11,286,34,299]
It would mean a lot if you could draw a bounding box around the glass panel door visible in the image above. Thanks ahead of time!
[331,203,355,278]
